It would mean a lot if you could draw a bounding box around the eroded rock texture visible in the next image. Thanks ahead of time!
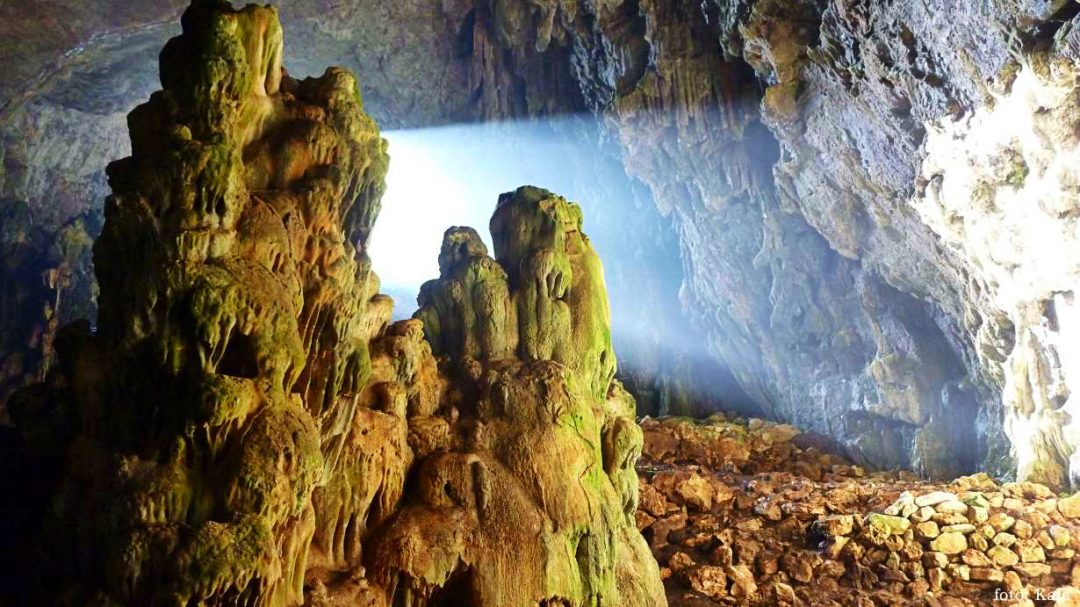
[368,187,663,605]
[437,0,1080,486]
[0,0,722,441]
[2,4,663,605]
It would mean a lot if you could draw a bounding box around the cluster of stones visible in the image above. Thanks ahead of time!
[835,484,1080,605]
[635,416,1080,606]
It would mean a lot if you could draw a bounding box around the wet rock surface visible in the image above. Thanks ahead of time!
[638,417,1080,606]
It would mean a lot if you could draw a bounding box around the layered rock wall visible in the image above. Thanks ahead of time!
[442,0,1080,486]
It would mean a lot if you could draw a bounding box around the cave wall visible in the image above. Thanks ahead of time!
[3,0,1080,486]
[434,0,1080,484]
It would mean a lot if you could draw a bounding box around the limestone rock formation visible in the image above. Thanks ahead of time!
[1,4,663,606]
[410,0,1080,488]
[399,186,664,605]
[11,2,389,603]
[0,0,727,439]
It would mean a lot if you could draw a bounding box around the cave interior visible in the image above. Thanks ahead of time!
[2,0,1080,606]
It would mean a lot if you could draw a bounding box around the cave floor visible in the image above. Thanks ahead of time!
[636,416,1080,607]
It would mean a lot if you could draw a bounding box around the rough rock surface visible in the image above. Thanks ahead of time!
[0,4,662,606]
[638,416,1080,606]
[434,0,1080,486]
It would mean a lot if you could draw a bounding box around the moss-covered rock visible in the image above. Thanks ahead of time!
[6,4,663,606]
[10,3,389,605]
[402,186,665,606]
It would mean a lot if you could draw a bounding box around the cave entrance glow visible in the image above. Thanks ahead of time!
[369,122,591,317]
[368,120,753,416]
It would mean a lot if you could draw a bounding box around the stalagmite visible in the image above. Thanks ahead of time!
[4,3,664,606]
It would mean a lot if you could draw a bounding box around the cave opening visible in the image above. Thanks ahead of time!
[370,119,756,419]
[371,120,600,317]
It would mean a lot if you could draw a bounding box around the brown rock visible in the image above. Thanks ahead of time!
[882,568,910,583]
[994,532,1019,548]
[1016,540,1046,562]
[814,514,855,537]
[931,532,968,555]
[924,552,950,569]
[969,567,1003,583]
[1057,493,1080,518]
[1004,497,1025,510]
[758,553,780,576]
[961,549,992,567]
[782,553,814,583]
[1050,547,1076,559]
[824,535,850,560]
[726,564,758,599]
[676,474,714,511]
[947,563,971,581]
[734,537,763,566]
[916,521,941,539]
[774,582,797,603]
[916,491,959,508]
[941,523,977,535]
[652,513,688,545]
[908,577,930,597]
[1003,570,1023,592]
[819,559,846,578]
[635,510,657,531]
[988,545,1020,567]
[1036,530,1056,550]
[935,501,969,515]
[970,533,989,552]
[669,551,696,572]
[927,567,947,591]
[1014,519,1034,539]
[1049,525,1072,547]
[736,518,765,532]
[1011,562,1052,578]
[988,512,1016,532]
[686,566,728,599]
[639,483,671,518]
[755,498,783,521]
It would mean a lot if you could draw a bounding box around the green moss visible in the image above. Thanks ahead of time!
[170,515,275,601]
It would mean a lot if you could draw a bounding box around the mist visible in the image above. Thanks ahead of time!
[368,117,755,416]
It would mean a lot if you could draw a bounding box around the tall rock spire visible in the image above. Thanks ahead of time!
[19,3,389,604]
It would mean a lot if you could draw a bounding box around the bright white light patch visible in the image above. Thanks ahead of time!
[368,129,493,302]
[368,123,588,316]
[915,62,1080,484]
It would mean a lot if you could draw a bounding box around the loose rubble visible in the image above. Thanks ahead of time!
[637,415,1080,606]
